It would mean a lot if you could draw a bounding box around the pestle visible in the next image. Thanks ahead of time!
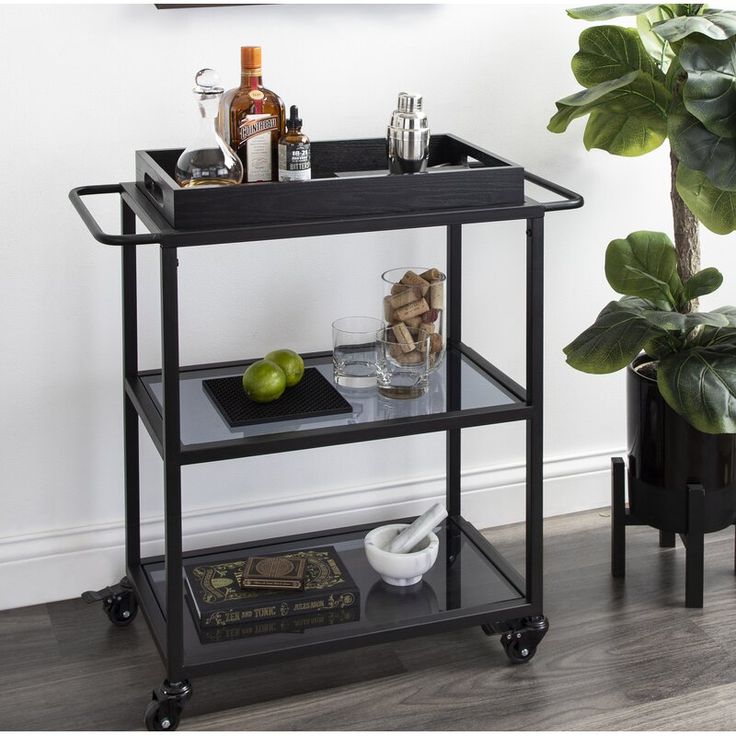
[388,503,448,554]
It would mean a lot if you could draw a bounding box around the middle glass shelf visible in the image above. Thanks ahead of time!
[130,344,530,464]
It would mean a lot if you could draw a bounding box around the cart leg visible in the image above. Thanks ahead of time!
[156,246,192,727]
[145,680,192,732]
[526,217,544,612]
[611,457,626,578]
[446,223,462,520]
[659,530,676,548]
[685,483,705,608]
[122,201,141,571]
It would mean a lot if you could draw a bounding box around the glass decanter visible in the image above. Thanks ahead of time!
[176,69,243,188]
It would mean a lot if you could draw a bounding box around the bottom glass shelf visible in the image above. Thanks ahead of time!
[140,517,527,673]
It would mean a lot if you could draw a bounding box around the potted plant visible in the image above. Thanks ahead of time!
[549,3,736,533]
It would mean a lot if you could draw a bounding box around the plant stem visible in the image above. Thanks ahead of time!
[670,148,700,311]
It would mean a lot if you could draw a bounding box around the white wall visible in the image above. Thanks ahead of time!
[2,3,734,610]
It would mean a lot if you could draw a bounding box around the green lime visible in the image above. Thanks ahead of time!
[264,349,305,388]
[242,360,286,403]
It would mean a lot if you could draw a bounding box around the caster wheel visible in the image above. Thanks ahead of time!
[104,590,138,627]
[144,699,180,731]
[501,632,537,664]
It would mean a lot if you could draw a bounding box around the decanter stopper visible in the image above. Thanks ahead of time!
[175,68,243,188]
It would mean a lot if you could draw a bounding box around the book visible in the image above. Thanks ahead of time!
[184,546,359,628]
[240,554,307,590]
[193,606,360,645]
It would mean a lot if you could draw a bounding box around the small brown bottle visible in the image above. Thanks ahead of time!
[278,106,311,182]
[220,46,285,183]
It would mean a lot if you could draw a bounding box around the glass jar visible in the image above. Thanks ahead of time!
[381,267,446,373]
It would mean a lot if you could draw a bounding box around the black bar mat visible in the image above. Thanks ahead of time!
[203,368,353,427]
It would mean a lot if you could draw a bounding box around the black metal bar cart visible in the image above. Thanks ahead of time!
[70,136,582,730]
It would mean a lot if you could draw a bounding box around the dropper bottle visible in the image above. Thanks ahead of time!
[278,105,311,182]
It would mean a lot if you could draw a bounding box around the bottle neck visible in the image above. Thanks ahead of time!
[241,70,263,87]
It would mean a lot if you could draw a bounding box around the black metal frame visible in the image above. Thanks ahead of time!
[610,456,736,608]
[70,169,582,707]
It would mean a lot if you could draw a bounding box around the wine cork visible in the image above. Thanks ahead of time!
[390,288,421,310]
[396,350,425,365]
[400,270,430,296]
[430,333,443,354]
[392,322,416,352]
[403,316,422,329]
[419,268,442,282]
[422,308,439,323]
[429,281,444,310]
[395,298,429,321]
[383,295,394,322]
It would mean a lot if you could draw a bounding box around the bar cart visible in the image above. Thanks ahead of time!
[70,135,582,730]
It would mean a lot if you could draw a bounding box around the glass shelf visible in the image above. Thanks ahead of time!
[136,346,525,460]
[141,516,526,672]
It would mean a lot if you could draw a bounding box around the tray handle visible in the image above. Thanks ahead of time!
[524,171,584,212]
[69,185,161,245]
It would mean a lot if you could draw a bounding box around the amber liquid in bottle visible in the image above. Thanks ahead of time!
[221,46,285,183]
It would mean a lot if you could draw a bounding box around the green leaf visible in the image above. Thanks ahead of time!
[669,104,736,191]
[548,70,670,155]
[642,310,687,330]
[676,163,736,235]
[697,323,736,349]
[572,26,663,87]
[563,300,656,373]
[623,265,679,303]
[641,308,727,332]
[637,6,677,73]
[657,348,736,433]
[680,36,736,139]
[713,306,736,326]
[643,333,678,359]
[684,311,730,328]
[653,10,736,42]
[567,4,658,21]
[683,267,724,301]
[605,231,683,304]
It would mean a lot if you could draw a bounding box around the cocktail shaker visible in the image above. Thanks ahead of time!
[387,92,430,174]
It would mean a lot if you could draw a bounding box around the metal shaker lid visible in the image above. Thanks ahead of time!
[397,92,423,113]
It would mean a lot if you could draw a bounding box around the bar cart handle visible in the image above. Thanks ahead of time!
[69,185,161,246]
[524,171,584,212]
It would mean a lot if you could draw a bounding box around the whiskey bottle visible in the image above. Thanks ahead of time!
[221,46,285,183]
[278,105,311,182]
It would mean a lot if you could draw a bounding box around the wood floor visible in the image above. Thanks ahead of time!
[3,509,736,731]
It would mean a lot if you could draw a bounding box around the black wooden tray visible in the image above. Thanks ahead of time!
[135,134,524,229]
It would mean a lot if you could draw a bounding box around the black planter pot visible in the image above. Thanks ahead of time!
[627,355,736,534]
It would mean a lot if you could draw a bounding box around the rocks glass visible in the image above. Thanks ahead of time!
[376,326,431,399]
[332,316,384,388]
[381,267,445,372]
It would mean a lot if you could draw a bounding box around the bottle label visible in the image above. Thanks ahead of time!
[278,142,311,182]
[238,114,279,182]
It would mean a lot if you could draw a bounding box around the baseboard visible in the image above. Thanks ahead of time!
[0,449,620,610]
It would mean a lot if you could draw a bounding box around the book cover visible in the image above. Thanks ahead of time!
[240,554,307,590]
[193,605,360,645]
[184,546,359,628]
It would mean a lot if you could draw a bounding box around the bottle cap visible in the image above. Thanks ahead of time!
[287,105,302,129]
[241,46,262,70]
[193,68,223,97]
[397,92,423,113]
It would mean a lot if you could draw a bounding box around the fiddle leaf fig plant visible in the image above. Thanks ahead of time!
[552,4,736,435]
[564,231,736,433]
[550,4,736,271]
